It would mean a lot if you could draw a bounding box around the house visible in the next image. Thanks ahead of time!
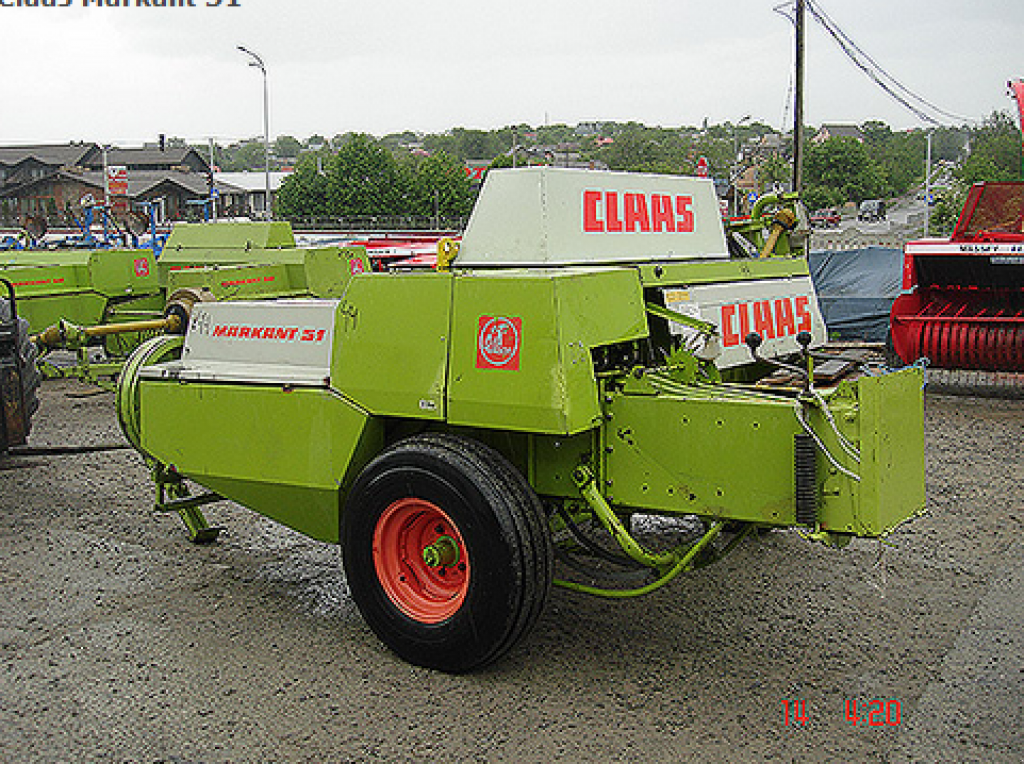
[0,142,99,197]
[83,146,209,174]
[0,142,213,224]
[213,171,291,218]
[812,124,865,144]
[6,167,216,221]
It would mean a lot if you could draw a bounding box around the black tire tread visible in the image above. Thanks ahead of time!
[412,433,553,666]
[0,298,40,439]
[342,432,553,672]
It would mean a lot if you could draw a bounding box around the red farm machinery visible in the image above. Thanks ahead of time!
[889,181,1024,371]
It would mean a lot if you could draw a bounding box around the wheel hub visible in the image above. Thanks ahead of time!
[373,498,470,624]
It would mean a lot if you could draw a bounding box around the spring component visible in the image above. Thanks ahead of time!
[794,433,818,526]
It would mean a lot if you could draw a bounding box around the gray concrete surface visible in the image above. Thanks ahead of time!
[1,380,1021,763]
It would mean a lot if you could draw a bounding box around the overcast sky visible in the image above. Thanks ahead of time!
[2,0,1021,146]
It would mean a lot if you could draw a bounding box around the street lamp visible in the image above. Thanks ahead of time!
[733,115,751,215]
[238,45,271,220]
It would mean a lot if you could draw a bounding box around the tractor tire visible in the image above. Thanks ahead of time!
[0,296,40,450]
[342,433,553,673]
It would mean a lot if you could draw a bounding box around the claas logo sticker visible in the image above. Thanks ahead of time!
[476,316,521,371]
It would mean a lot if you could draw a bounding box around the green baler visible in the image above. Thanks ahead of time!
[0,220,296,336]
[0,248,163,337]
[3,221,357,382]
[117,168,926,672]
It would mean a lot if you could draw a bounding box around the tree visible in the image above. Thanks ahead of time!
[758,155,791,193]
[587,125,694,175]
[219,141,266,171]
[930,111,1022,234]
[411,152,474,217]
[276,154,330,218]
[273,135,303,161]
[803,137,885,210]
[959,111,1021,185]
[326,134,414,216]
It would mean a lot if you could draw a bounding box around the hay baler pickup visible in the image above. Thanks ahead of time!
[890,181,1024,370]
[118,168,925,672]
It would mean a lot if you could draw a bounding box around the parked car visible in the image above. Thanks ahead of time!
[858,199,886,222]
[810,207,841,228]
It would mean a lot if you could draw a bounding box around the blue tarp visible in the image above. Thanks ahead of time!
[808,247,902,342]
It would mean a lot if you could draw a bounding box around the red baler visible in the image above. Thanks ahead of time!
[890,182,1024,370]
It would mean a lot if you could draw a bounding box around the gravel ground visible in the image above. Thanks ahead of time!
[1,379,1021,763]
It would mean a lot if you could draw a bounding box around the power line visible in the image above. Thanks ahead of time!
[808,0,976,123]
[783,0,977,125]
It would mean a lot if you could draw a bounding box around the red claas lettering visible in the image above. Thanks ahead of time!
[774,298,796,337]
[794,295,811,333]
[753,300,775,339]
[583,190,696,234]
[623,193,651,233]
[719,296,814,347]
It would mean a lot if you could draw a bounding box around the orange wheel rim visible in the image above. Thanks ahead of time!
[372,498,470,623]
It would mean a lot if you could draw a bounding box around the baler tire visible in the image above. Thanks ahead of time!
[342,434,553,673]
[0,297,40,447]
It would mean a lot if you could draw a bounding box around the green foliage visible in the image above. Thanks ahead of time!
[957,111,1021,185]
[424,128,514,164]
[489,154,514,170]
[585,126,691,175]
[273,135,303,161]
[759,155,791,192]
[929,111,1023,234]
[218,141,266,172]
[803,137,886,208]
[264,113,1024,225]
[928,190,962,235]
[879,129,925,196]
[276,154,330,218]
[276,136,473,219]
[411,152,474,216]
[326,134,411,216]
[803,124,929,209]
[930,127,968,163]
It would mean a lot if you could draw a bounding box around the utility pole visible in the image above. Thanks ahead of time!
[102,145,110,206]
[793,0,805,194]
[208,138,218,222]
[924,130,933,237]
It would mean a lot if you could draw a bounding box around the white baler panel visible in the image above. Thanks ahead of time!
[458,167,728,267]
[663,276,828,370]
[140,300,338,387]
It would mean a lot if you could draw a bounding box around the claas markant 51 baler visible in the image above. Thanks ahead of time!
[117,169,926,672]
